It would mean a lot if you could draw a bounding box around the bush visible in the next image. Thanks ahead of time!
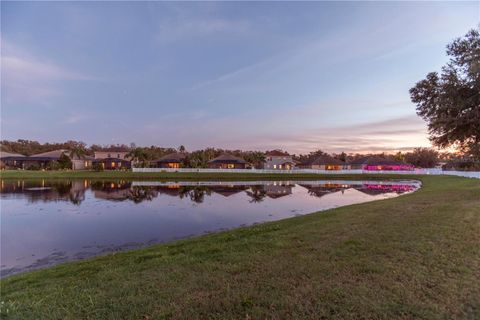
[26,164,41,170]
[46,162,62,170]
[58,154,73,169]
[92,163,104,171]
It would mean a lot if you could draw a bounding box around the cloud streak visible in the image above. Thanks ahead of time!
[1,40,96,105]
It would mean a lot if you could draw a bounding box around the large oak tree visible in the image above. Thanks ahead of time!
[410,28,480,159]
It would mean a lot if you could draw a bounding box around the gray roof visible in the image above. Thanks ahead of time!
[349,156,405,166]
[30,149,67,159]
[0,151,25,158]
[208,153,248,164]
[153,152,187,163]
[302,155,345,166]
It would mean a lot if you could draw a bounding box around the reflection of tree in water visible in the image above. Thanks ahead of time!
[178,186,212,203]
[0,180,88,205]
[53,181,72,196]
[246,185,267,203]
[127,187,159,203]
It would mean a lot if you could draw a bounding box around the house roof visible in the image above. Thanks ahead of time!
[153,152,187,163]
[30,149,68,159]
[349,156,406,166]
[95,147,131,152]
[208,153,248,164]
[265,150,290,157]
[0,151,25,158]
[1,156,57,161]
[302,155,345,166]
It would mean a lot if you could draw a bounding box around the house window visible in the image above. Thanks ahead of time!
[227,164,235,169]
[168,163,179,168]
[117,154,120,158]
[84,161,88,167]
[279,164,282,169]
[118,162,122,167]
[111,162,116,168]
[273,164,277,169]
[108,153,111,157]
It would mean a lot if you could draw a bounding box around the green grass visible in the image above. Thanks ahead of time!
[1,175,479,319]
[0,169,412,181]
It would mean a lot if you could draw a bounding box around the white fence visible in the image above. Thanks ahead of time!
[132,167,480,179]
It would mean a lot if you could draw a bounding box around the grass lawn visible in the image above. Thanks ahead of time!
[0,169,364,180]
[0,169,420,181]
[1,175,479,319]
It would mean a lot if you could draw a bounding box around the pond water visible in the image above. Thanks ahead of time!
[0,179,420,277]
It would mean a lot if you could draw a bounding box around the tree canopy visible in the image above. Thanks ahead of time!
[410,28,480,159]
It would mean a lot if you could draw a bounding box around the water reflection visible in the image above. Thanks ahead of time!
[1,179,419,277]
[1,179,417,204]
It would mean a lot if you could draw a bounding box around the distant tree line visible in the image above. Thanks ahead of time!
[4,139,472,169]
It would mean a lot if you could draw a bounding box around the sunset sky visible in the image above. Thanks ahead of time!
[2,1,479,153]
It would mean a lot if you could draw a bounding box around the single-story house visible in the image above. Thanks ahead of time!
[263,150,295,170]
[349,156,414,171]
[0,149,93,170]
[0,151,25,169]
[150,152,186,168]
[298,155,346,170]
[92,157,131,170]
[207,154,248,169]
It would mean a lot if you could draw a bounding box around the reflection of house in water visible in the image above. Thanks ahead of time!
[91,181,132,201]
[299,183,347,198]
[0,179,88,204]
[210,185,247,197]
[155,185,183,197]
[357,183,416,195]
[264,183,294,199]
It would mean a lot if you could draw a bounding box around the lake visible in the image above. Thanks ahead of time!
[0,179,420,277]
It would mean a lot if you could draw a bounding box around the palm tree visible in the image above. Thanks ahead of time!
[246,185,267,203]
[69,146,87,160]
[126,148,148,167]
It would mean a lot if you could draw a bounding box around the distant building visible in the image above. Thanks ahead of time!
[93,148,132,170]
[92,157,131,170]
[207,153,248,169]
[94,149,131,160]
[263,150,295,170]
[298,155,346,170]
[150,152,186,169]
[349,156,414,171]
[0,151,25,169]
[0,149,93,170]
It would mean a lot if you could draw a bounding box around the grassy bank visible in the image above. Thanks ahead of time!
[1,175,479,319]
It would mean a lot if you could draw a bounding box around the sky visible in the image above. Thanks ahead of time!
[1,1,479,154]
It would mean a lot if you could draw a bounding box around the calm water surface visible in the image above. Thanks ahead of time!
[0,179,420,277]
